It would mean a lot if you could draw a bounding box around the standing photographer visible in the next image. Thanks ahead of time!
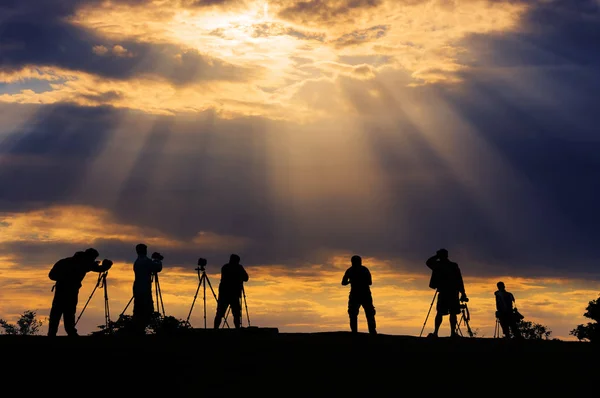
[132,243,163,335]
[426,248,467,338]
[48,248,113,337]
[341,255,377,335]
[214,254,249,329]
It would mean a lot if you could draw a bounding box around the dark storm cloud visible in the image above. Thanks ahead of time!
[1,1,600,281]
[0,1,258,85]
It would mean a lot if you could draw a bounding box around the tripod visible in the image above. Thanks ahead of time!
[456,303,474,337]
[494,317,501,338]
[186,265,229,328]
[119,271,165,319]
[222,284,251,328]
[419,290,438,337]
[75,271,111,333]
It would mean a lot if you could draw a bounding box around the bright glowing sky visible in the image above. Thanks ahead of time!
[1,0,600,339]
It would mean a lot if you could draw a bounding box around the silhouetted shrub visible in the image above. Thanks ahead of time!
[93,312,192,336]
[570,295,600,343]
[517,320,552,340]
[0,310,43,335]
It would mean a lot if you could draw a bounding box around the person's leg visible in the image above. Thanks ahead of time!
[449,313,458,336]
[133,294,152,335]
[48,291,63,336]
[231,297,242,328]
[433,312,443,336]
[432,292,446,336]
[63,289,79,336]
[348,294,359,333]
[499,316,511,338]
[214,297,227,329]
[447,292,462,337]
[363,295,377,334]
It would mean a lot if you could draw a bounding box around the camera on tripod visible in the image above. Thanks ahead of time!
[196,257,207,271]
[151,252,164,261]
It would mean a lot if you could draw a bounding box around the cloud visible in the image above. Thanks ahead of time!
[0,4,259,86]
[276,0,384,25]
[1,0,600,281]
[331,25,390,48]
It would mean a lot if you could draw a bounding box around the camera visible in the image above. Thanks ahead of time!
[151,252,164,261]
[197,257,207,270]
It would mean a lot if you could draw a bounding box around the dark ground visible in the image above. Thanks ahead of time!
[2,328,597,396]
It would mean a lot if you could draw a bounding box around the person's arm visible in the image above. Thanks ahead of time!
[366,268,372,286]
[426,255,438,271]
[90,259,113,273]
[341,269,350,286]
[457,266,466,297]
[495,292,501,311]
[240,265,249,282]
[150,258,163,273]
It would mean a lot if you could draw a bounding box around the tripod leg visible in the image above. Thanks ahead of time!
[155,274,166,316]
[242,286,250,327]
[419,290,437,337]
[204,274,230,328]
[186,275,202,324]
[120,296,134,319]
[203,273,207,329]
[75,275,102,326]
[103,273,111,333]
[223,306,231,329]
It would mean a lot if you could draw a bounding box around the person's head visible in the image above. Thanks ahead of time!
[497,281,505,291]
[436,248,449,259]
[84,248,99,261]
[351,255,362,266]
[136,243,148,256]
[229,254,240,265]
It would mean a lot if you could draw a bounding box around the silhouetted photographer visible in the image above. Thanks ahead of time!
[342,255,377,335]
[48,248,113,337]
[214,254,249,329]
[495,281,522,339]
[132,243,163,335]
[426,248,467,338]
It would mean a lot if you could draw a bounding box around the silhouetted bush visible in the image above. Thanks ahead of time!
[93,312,192,336]
[517,320,552,340]
[570,295,600,343]
[0,310,43,335]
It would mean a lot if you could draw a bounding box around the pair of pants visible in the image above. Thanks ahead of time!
[348,292,376,334]
[132,292,154,334]
[498,313,522,339]
[214,294,242,328]
[48,286,79,336]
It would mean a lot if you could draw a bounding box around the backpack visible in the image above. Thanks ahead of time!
[49,258,69,282]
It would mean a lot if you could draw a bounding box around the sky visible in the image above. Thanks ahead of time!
[1,0,599,340]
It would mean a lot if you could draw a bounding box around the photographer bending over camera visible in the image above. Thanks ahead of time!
[48,248,113,337]
[132,243,163,335]
[426,248,468,338]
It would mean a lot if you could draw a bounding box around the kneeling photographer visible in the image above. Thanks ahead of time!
[426,248,468,338]
[131,243,164,335]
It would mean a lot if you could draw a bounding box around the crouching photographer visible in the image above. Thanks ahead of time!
[425,248,468,338]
